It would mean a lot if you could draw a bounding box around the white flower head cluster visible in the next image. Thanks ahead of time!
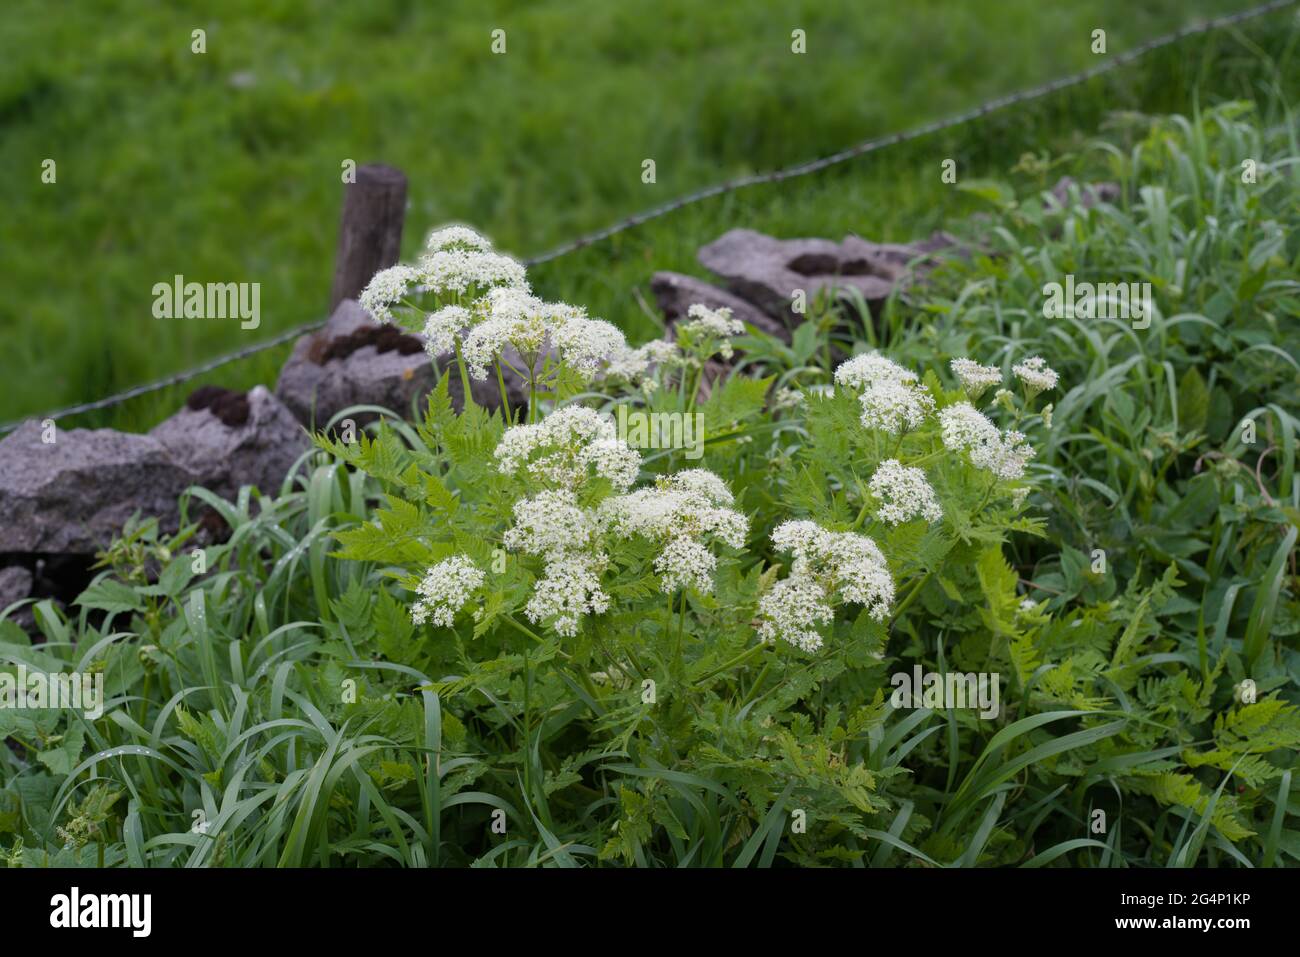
[682,304,745,359]
[551,315,629,377]
[424,225,493,252]
[949,357,1003,399]
[758,520,895,652]
[416,226,527,298]
[606,339,683,386]
[410,555,484,628]
[461,287,563,377]
[495,406,641,491]
[460,286,626,381]
[833,352,917,391]
[359,264,419,324]
[756,575,834,653]
[1012,355,1059,396]
[868,459,943,525]
[598,469,747,594]
[423,304,470,358]
[526,551,610,638]
[938,402,1037,481]
[833,352,933,435]
[858,379,935,434]
[503,488,597,557]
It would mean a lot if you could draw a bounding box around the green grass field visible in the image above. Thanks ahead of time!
[0,0,1278,432]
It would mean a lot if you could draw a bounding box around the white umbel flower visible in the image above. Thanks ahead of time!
[756,574,834,652]
[425,225,493,252]
[868,459,943,525]
[682,303,745,359]
[939,403,1036,481]
[359,265,419,324]
[503,489,598,560]
[971,429,1035,481]
[460,287,563,378]
[598,469,747,594]
[525,551,610,638]
[552,316,628,377]
[938,402,1000,453]
[423,305,470,358]
[834,352,917,391]
[655,536,718,594]
[410,556,484,628]
[858,379,935,434]
[416,244,527,298]
[949,358,1002,399]
[1012,355,1059,395]
[760,519,895,651]
[684,303,744,339]
[495,406,641,491]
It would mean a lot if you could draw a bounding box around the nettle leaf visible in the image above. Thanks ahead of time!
[36,723,85,776]
[75,578,144,616]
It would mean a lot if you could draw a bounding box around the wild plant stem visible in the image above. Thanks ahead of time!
[453,341,474,411]
[493,359,512,423]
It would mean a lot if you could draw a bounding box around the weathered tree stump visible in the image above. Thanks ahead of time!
[329,163,408,311]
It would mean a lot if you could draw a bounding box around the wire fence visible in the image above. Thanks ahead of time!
[3,0,1294,435]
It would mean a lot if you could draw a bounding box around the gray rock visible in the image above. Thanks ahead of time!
[697,229,906,321]
[150,386,310,501]
[0,421,198,553]
[275,299,525,428]
[650,272,791,342]
[0,566,32,612]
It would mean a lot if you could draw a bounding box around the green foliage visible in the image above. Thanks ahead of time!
[2,94,1297,868]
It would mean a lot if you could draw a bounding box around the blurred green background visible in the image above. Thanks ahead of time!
[0,0,1286,431]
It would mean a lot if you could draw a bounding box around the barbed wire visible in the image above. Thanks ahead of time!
[3,0,1294,435]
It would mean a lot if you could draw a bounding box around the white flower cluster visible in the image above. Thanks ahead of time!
[410,555,484,628]
[458,286,627,381]
[606,339,684,391]
[833,352,917,390]
[551,315,629,377]
[859,379,935,434]
[949,358,1002,398]
[503,489,597,556]
[682,304,745,359]
[868,459,943,525]
[496,408,639,636]
[526,552,610,638]
[359,265,418,324]
[461,287,569,377]
[495,406,641,491]
[598,469,748,594]
[416,228,528,298]
[758,520,895,652]
[938,402,1036,480]
[359,226,526,326]
[834,352,934,435]
[1012,355,1059,395]
[423,304,470,358]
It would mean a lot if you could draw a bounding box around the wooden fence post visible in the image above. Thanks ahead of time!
[330,163,408,311]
